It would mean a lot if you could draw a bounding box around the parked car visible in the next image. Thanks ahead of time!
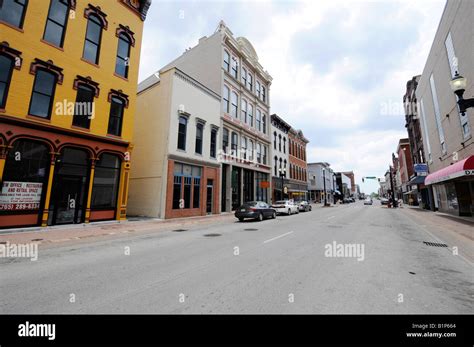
[271,200,299,215]
[364,198,373,205]
[298,200,312,212]
[235,201,276,222]
[348,197,355,203]
[380,198,389,205]
[342,198,351,204]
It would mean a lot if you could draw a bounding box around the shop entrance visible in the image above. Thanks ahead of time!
[206,179,213,214]
[50,148,90,225]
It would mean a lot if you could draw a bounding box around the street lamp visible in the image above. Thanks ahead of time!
[278,167,286,200]
[450,72,474,113]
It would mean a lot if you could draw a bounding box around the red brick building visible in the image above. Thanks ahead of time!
[288,128,309,201]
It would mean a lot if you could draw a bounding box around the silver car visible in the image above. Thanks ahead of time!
[298,200,312,212]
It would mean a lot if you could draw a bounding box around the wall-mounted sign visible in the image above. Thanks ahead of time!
[283,186,288,194]
[414,163,428,176]
[0,182,43,211]
[260,181,270,189]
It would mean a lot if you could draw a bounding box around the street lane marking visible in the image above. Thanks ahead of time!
[263,231,294,244]
[327,216,335,220]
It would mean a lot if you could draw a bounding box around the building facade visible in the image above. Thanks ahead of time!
[416,0,474,216]
[307,162,334,204]
[127,67,221,219]
[288,128,309,201]
[0,0,150,228]
[335,172,351,201]
[341,171,356,195]
[159,21,272,211]
[270,114,290,202]
[396,138,415,204]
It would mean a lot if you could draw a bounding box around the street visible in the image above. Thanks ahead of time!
[1,202,473,314]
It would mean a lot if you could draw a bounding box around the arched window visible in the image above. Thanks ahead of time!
[223,50,230,72]
[195,123,203,154]
[177,116,187,150]
[91,153,121,209]
[115,33,131,78]
[108,96,126,136]
[222,85,230,113]
[231,91,238,117]
[72,84,95,129]
[0,140,49,213]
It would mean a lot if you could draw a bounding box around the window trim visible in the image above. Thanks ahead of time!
[0,0,29,29]
[27,68,57,119]
[0,54,15,109]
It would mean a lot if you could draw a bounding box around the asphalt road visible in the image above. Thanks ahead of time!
[1,201,473,314]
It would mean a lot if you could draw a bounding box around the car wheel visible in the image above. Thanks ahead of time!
[238,217,244,222]
[288,209,291,215]
[309,206,312,211]
[257,213,263,222]
[272,211,276,219]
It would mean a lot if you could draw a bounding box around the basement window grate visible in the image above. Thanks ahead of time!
[423,241,448,247]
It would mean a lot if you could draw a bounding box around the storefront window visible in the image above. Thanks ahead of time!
[0,140,49,212]
[91,153,121,209]
[172,163,201,209]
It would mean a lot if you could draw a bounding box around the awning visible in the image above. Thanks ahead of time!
[425,155,474,185]
[407,175,425,185]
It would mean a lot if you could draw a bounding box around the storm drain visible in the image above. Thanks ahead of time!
[31,238,43,242]
[172,229,188,232]
[244,228,258,231]
[204,233,221,237]
[423,241,448,247]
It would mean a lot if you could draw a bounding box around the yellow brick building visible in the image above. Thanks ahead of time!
[0,0,151,228]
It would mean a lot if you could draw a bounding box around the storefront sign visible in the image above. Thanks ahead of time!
[0,182,43,211]
[260,181,270,189]
[414,163,428,176]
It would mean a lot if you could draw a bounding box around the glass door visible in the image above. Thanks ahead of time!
[206,179,213,214]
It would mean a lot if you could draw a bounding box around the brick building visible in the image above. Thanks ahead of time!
[288,128,309,201]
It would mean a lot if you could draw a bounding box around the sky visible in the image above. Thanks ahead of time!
[138,0,446,194]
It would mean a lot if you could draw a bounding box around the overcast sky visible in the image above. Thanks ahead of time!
[138,0,446,194]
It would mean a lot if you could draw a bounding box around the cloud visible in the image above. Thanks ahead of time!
[138,0,446,193]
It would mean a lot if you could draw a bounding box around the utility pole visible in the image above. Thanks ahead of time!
[389,166,398,208]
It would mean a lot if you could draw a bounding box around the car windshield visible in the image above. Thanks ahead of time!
[243,202,257,207]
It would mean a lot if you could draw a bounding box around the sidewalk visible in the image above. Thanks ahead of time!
[401,207,474,264]
[0,213,235,247]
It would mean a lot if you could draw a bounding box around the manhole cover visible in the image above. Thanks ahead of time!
[244,228,258,231]
[172,229,188,232]
[204,233,221,237]
[31,238,43,241]
[423,241,448,247]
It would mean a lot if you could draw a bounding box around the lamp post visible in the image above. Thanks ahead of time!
[450,72,474,113]
[389,165,398,208]
[322,168,327,206]
[278,167,286,200]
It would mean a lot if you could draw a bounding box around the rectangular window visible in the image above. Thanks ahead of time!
[222,85,229,113]
[195,123,203,154]
[241,99,247,123]
[177,116,187,150]
[183,176,191,209]
[72,85,95,129]
[91,154,120,209]
[256,109,261,131]
[223,50,230,72]
[257,143,261,163]
[248,104,253,126]
[249,140,254,161]
[445,32,470,138]
[43,0,69,48]
[172,175,182,209]
[247,74,253,91]
[241,136,247,160]
[429,74,446,154]
[83,15,103,64]
[0,0,28,29]
[262,85,266,102]
[210,128,217,158]
[262,114,266,134]
[0,55,14,109]
[222,128,229,153]
[231,91,238,117]
[28,70,56,119]
[231,57,238,79]
[193,177,200,208]
[107,96,125,136]
[263,146,267,165]
[241,67,247,85]
[231,132,238,157]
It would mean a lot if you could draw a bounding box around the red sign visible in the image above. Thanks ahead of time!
[260,181,270,189]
